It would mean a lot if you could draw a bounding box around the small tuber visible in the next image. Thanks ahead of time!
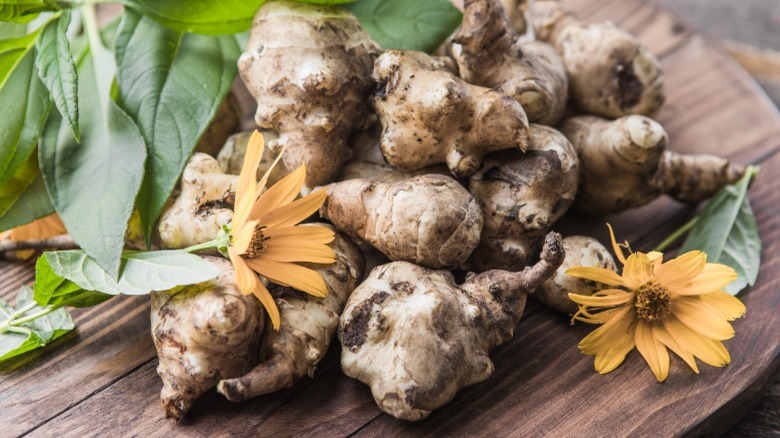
[537,235,616,314]
[468,124,578,271]
[339,232,564,421]
[151,257,264,420]
[372,50,531,178]
[530,0,664,118]
[453,0,568,125]
[561,115,746,214]
[218,225,364,401]
[239,1,380,188]
[320,174,483,270]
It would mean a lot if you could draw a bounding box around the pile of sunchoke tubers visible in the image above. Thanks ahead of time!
[146,0,746,422]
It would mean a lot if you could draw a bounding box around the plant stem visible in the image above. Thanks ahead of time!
[0,235,78,254]
[183,239,220,254]
[10,305,62,327]
[654,217,698,252]
[4,326,31,335]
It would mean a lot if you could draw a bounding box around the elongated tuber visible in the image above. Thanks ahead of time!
[372,50,531,178]
[339,232,564,421]
[537,235,616,314]
[339,126,449,183]
[453,0,568,125]
[530,0,664,118]
[320,174,483,269]
[152,257,264,420]
[218,225,364,401]
[468,124,578,271]
[561,115,746,214]
[157,153,236,249]
[239,1,380,188]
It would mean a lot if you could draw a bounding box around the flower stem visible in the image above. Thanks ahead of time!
[182,239,220,254]
[654,217,698,252]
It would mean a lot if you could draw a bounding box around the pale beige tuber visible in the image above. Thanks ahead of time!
[339,232,564,421]
[157,153,236,249]
[339,125,449,183]
[561,115,746,214]
[194,92,242,157]
[372,50,531,178]
[151,257,264,420]
[530,0,665,118]
[468,124,578,271]
[320,174,483,269]
[537,235,616,314]
[218,225,364,401]
[453,0,568,125]
[239,1,380,188]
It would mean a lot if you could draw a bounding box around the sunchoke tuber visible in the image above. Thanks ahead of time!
[468,125,578,271]
[320,174,484,269]
[157,153,236,249]
[217,131,290,186]
[530,0,664,118]
[239,1,380,188]
[372,50,531,178]
[453,0,568,125]
[218,225,365,401]
[152,257,264,420]
[537,235,616,314]
[194,92,242,157]
[339,232,565,421]
[561,115,746,214]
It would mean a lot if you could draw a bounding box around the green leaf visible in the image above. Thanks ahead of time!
[679,167,761,295]
[0,285,73,362]
[39,44,147,277]
[0,22,29,39]
[0,0,57,24]
[0,40,51,188]
[0,171,54,232]
[120,0,265,35]
[0,30,37,82]
[36,10,79,140]
[346,0,462,52]
[0,148,38,217]
[115,10,239,246]
[36,249,221,298]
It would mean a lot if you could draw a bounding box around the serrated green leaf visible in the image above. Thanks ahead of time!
[33,255,113,307]
[120,0,266,35]
[39,44,147,277]
[346,0,462,52]
[0,42,51,188]
[115,10,239,246]
[0,171,54,232]
[0,0,57,24]
[679,167,761,295]
[0,285,73,362]
[37,250,221,297]
[36,10,79,140]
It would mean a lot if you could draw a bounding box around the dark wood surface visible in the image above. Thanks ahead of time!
[2,0,780,436]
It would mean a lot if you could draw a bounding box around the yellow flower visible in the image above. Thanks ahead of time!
[226,130,335,330]
[566,224,746,382]
[1,214,67,259]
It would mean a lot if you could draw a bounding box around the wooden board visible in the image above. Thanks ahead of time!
[2,0,780,436]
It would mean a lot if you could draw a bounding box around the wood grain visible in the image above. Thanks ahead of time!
[3,0,780,436]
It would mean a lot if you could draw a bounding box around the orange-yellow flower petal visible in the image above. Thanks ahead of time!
[635,320,670,382]
[653,322,699,374]
[257,188,327,229]
[228,247,281,329]
[671,263,738,296]
[253,165,306,218]
[674,297,736,340]
[264,225,335,244]
[232,219,259,255]
[236,131,264,205]
[654,250,706,287]
[566,266,629,288]
[622,252,654,288]
[579,306,635,355]
[700,291,746,321]
[262,238,336,264]
[245,257,329,298]
[568,290,633,308]
[663,316,730,367]
[607,223,627,265]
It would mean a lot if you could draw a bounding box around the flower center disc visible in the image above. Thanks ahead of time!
[634,281,671,321]
[244,227,267,258]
